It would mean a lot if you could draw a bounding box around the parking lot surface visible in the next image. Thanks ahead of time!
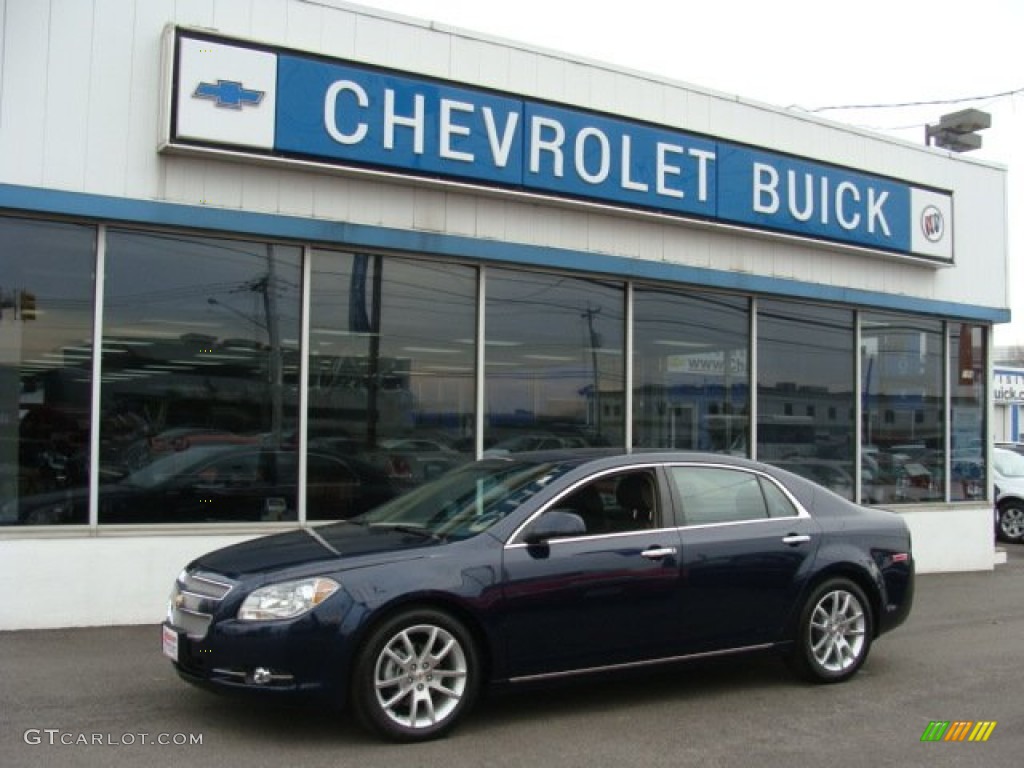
[2,546,1023,768]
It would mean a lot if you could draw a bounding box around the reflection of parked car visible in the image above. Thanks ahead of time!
[994,447,1024,542]
[771,459,854,500]
[163,450,914,742]
[365,438,466,486]
[105,428,260,481]
[483,433,592,456]
[4,446,397,525]
[996,442,1024,457]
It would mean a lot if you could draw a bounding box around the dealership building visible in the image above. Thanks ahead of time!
[0,0,1011,629]
[994,366,1024,442]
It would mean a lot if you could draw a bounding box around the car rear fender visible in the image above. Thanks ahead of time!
[784,544,886,641]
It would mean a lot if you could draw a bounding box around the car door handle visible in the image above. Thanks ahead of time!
[641,546,678,560]
[782,534,811,546]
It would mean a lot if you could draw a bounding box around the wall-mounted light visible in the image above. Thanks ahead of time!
[925,108,991,152]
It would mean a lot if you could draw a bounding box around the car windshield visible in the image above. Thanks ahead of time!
[994,448,1024,478]
[356,458,574,540]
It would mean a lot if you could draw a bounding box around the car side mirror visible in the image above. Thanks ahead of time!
[522,510,586,545]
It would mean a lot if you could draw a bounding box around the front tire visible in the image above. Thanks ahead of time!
[790,578,873,683]
[997,500,1024,542]
[351,609,479,742]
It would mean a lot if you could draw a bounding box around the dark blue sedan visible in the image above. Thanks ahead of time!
[162,451,914,741]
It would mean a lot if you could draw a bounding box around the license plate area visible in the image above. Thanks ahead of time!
[162,625,180,662]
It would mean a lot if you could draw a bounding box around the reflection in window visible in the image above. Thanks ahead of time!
[758,301,854,499]
[485,269,624,450]
[950,323,986,501]
[0,217,96,528]
[99,232,302,523]
[861,313,944,505]
[308,252,476,502]
[0,217,96,526]
[632,287,748,452]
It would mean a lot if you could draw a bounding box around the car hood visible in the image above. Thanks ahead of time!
[190,522,443,579]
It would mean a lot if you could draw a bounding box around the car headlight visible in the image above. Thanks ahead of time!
[237,577,340,621]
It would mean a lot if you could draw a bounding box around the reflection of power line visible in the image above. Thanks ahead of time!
[207,297,265,330]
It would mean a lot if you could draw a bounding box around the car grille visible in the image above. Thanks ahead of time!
[167,570,235,640]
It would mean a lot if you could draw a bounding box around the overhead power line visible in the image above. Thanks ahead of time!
[797,85,1024,113]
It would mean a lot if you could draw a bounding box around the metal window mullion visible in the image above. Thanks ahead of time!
[943,322,951,502]
[298,246,312,525]
[475,266,486,460]
[749,296,758,461]
[624,282,633,452]
[88,225,107,528]
[986,324,994,504]
[854,312,863,505]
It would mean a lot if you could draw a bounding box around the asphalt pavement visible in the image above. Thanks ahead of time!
[2,546,1023,768]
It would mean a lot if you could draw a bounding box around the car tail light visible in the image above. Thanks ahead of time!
[386,456,413,479]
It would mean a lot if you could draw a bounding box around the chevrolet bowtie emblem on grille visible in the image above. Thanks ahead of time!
[193,79,265,109]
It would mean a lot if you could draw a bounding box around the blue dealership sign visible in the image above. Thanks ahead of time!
[717,145,912,253]
[169,28,953,263]
[277,55,525,185]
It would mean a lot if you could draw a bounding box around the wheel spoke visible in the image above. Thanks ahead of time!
[431,636,457,665]
[399,629,416,658]
[430,681,459,698]
[419,691,437,725]
[419,626,440,663]
[381,687,411,710]
[375,672,406,689]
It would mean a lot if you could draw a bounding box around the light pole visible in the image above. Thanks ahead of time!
[925,108,991,153]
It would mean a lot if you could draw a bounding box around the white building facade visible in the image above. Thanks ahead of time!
[0,0,1010,629]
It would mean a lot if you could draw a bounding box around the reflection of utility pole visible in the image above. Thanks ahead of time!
[209,248,284,445]
[365,255,383,450]
[582,306,602,433]
[261,245,283,446]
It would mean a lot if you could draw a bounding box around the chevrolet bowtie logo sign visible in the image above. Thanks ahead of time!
[193,79,265,109]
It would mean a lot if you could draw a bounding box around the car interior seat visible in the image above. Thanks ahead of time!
[614,473,656,529]
[561,484,607,534]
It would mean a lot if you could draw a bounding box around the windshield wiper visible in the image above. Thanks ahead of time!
[368,523,445,541]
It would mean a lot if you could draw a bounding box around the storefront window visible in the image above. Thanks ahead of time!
[485,269,624,451]
[758,301,855,499]
[308,252,476,509]
[950,323,987,501]
[0,217,96,526]
[97,232,302,523]
[861,313,944,504]
[632,287,748,452]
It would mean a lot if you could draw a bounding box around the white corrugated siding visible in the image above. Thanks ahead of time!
[0,0,1009,313]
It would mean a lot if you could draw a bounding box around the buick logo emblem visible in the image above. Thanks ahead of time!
[921,205,944,243]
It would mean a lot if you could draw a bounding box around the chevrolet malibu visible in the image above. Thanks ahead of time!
[162,451,914,741]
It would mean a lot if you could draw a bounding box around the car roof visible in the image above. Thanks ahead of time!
[485,448,771,473]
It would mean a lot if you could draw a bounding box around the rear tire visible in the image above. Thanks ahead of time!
[351,608,479,742]
[790,578,872,684]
